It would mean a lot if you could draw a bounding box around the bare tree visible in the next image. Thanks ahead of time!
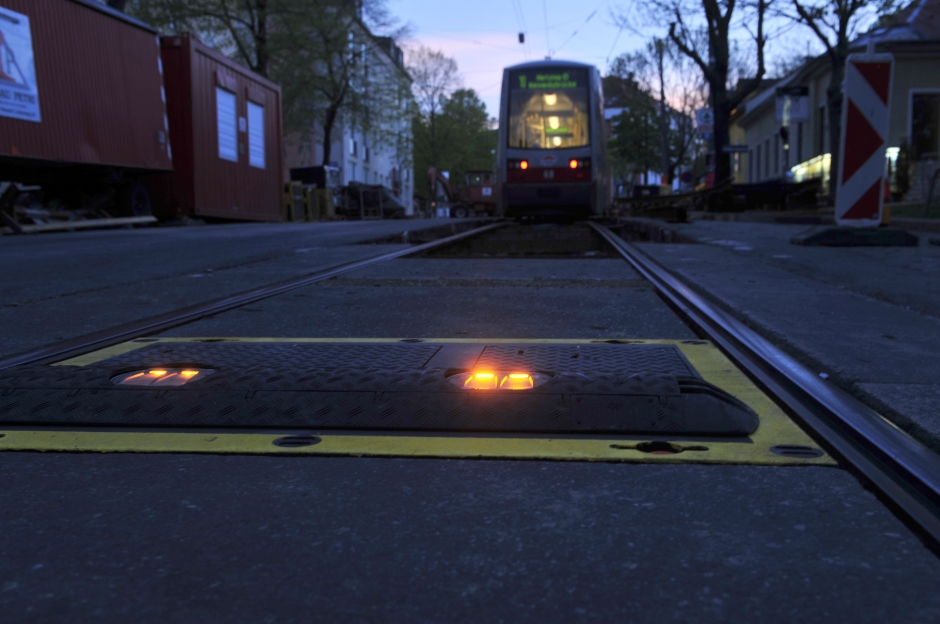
[620,0,770,186]
[407,47,461,172]
[790,0,873,202]
[609,37,706,185]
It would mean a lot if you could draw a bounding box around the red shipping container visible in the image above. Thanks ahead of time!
[154,34,283,221]
[0,0,172,181]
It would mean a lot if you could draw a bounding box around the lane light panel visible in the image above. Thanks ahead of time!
[112,368,215,387]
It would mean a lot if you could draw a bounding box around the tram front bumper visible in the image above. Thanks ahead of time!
[503,182,594,214]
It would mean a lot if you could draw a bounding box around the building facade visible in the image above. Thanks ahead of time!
[733,0,940,201]
[283,28,414,213]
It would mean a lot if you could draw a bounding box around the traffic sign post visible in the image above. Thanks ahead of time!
[834,53,894,227]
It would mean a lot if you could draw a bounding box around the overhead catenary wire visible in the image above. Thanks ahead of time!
[554,0,608,55]
[510,0,531,60]
[543,0,552,57]
[605,25,624,67]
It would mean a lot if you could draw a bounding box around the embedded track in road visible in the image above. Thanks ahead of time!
[2,219,940,549]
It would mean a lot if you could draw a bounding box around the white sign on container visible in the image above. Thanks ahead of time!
[0,7,41,122]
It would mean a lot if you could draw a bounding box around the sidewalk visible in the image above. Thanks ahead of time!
[632,219,940,451]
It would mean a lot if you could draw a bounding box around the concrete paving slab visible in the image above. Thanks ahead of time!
[634,220,940,448]
[163,258,694,340]
[0,221,443,360]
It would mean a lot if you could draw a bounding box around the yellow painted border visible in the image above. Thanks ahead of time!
[10,338,835,466]
[0,430,833,465]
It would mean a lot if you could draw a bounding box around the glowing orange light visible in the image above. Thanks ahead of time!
[114,367,214,387]
[500,373,535,390]
[520,160,529,170]
[569,159,578,169]
[464,372,499,390]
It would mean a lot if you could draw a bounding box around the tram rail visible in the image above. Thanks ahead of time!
[2,218,939,546]
[589,221,940,545]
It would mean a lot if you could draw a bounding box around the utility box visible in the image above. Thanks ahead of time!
[152,33,283,221]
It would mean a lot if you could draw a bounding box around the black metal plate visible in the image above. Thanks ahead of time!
[0,365,758,435]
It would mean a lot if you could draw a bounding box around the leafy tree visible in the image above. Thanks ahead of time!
[408,47,460,180]
[408,49,495,196]
[608,90,661,185]
[412,88,496,197]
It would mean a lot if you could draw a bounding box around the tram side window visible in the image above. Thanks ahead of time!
[508,69,590,149]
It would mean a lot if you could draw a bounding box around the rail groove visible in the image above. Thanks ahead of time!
[589,221,940,545]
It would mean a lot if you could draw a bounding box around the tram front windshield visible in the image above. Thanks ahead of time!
[508,68,589,150]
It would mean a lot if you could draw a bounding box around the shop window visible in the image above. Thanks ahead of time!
[817,105,826,156]
[764,138,770,178]
[911,92,940,159]
[774,135,780,173]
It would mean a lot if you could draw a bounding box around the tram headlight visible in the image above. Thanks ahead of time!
[548,116,560,130]
[569,159,578,169]
[520,160,529,170]
[544,93,557,106]
[552,137,562,147]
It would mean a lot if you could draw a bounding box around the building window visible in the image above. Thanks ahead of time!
[911,92,940,159]
[247,101,265,169]
[216,87,238,162]
[748,150,754,182]
[796,122,803,164]
[764,138,770,178]
[817,105,826,156]
[756,145,762,181]
[774,135,780,174]
[350,162,357,182]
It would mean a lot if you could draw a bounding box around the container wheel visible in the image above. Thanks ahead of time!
[118,183,152,217]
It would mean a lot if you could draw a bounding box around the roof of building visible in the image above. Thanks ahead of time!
[737,0,940,126]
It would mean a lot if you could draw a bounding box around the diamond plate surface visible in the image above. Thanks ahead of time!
[96,342,442,370]
[0,366,756,435]
[475,344,695,376]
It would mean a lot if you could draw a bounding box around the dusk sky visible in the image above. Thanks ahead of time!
[391,0,823,119]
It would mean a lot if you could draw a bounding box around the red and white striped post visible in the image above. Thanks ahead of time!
[834,53,894,227]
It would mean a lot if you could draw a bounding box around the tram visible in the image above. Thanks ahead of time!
[496,60,609,219]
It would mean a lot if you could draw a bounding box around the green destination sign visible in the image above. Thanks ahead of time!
[513,69,586,91]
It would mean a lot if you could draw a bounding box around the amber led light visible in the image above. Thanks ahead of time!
[450,371,549,391]
[111,368,214,387]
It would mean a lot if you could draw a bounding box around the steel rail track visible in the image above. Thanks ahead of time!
[0,222,507,371]
[589,221,940,544]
